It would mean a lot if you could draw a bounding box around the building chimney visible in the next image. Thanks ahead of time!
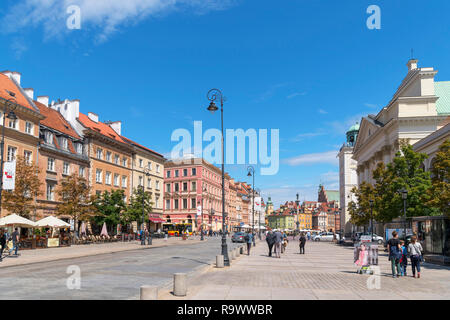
[24,88,34,100]
[407,59,418,71]
[88,112,99,123]
[1,71,13,79]
[109,121,121,135]
[11,72,21,85]
[37,96,49,107]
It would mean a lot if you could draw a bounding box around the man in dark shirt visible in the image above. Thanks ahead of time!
[299,232,306,254]
[266,231,275,257]
[10,228,19,256]
[0,230,6,261]
[387,230,402,278]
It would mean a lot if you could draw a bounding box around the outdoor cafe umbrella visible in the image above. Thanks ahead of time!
[0,214,36,228]
[80,221,86,235]
[35,216,70,228]
[100,222,108,237]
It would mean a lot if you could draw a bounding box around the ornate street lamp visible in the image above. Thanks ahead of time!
[295,193,300,236]
[369,199,374,242]
[141,167,151,245]
[205,89,229,266]
[0,92,18,215]
[399,188,408,240]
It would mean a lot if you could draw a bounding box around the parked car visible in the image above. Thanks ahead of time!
[313,232,339,242]
[231,232,246,243]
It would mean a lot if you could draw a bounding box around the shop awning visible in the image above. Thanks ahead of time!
[149,218,165,223]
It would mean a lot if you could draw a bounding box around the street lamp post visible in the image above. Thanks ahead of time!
[0,93,18,215]
[256,188,261,240]
[369,200,374,242]
[295,193,300,237]
[199,184,207,241]
[206,89,229,266]
[400,188,408,239]
[247,166,256,247]
[141,168,151,245]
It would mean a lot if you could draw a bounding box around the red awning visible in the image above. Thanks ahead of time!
[149,218,165,223]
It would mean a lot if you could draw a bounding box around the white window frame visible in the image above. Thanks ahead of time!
[24,151,32,164]
[106,151,112,162]
[63,162,70,175]
[25,121,33,135]
[45,131,53,144]
[122,176,127,188]
[7,146,17,162]
[114,174,119,187]
[47,157,55,171]
[79,166,85,177]
[105,171,111,185]
[47,183,55,201]
[96,169,102,183]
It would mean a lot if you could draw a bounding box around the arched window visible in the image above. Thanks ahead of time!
[166,215,171,223]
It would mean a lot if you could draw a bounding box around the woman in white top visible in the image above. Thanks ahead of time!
[408,236,423,278]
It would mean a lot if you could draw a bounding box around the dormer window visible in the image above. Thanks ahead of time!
[60,137,68,150]
[45,131,53,144]
[76,143,83,154]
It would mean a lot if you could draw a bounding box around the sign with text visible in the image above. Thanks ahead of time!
[2,161,16,190]
[197,206,202,216]
[255,197,262,212]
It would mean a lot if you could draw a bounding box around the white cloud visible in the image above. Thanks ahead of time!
[283,150,339,166]
[286,91,306,99]
[1,0,234,42]
[290,131,325,142]
[318,108,328,114]
[364,103,378,109]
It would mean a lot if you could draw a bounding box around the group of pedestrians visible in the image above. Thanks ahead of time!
[387,230,424,278]
[0,228,20,261]
[265,230,296,258]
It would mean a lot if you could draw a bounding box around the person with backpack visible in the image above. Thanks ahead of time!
[387,230,402,278]
[245,232,253,255]
[408,236,423,278]
[299,232,306,254]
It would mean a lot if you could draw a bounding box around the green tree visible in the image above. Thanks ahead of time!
[2,156,42,219]
[426,139,450,217]
[92,189,127,233]
[348,182,375,226]
[56,174,97,234]
[125,187,153,229]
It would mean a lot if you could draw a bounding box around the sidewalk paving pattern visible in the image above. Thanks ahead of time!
[160,240,450,300]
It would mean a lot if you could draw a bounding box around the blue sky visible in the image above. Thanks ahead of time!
[1,0,450,208]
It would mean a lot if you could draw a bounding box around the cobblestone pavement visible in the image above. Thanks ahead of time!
[0,237,240,300]
[160,239,450,300]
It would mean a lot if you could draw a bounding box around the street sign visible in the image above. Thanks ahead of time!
[255,197,262,211]
[2,161,16,190]
[360,235,372,242]
[197,205,202,216]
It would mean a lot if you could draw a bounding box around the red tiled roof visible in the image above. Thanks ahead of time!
[0,73,35,111]
[121,136,164,158]
[35,100,81,140]
[78,113,125,143]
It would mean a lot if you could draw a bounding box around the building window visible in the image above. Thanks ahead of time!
[96,169,102,183]
[97,148,103,160]
[183,169,188,176]
[183,182,188,191]
[79,166,85,177]
[47,157,55,171]
[106,151,112,162]
[46,183,55,201]
[139,176,143,186]
[112,174,119,186]
[174,183,179,192]
[7,146,16,162]
[175,169,179,177]
[183,199,188,209]
[192,182,196,191]
[148,162,152,170]
[166,171,171,178]
[122,176,127,188]
[139,159,143,168]
[45,131,53,144]
[24,151,32,164]
[60,137,68,150]
[174,199,179,209]
[191,198,196,209]
[114,154,119,164]
[155,180,160,190]
[192,168,196,176]
[8,118,17,129]
[25,122,33,135]
[156,164,160,173]
[76,143,83,154]
[105,172,111,185]
[122,158,127,167]
[166,183,171,193]
[63,162,70,175]
[155,196,159,209]
[147,178,151,189]
[166,199,170,210]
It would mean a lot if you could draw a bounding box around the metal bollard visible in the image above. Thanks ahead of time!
[173,273,187,296]
[240,246,244,255]
[140,285,158,300]
[216,255,224,268]
[230,250,236,260]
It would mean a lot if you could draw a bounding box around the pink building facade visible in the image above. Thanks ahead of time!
[164,158,230,232]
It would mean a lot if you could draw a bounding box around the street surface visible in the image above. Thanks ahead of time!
[160,239,450,300]
[0,237,240,300]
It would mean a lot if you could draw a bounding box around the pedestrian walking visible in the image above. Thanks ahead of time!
[9,228,19,256]
[306,231,311,241]
[266,230,275,257]
[399,240,408,276]
[299,232,306,254]
[274,230,283,258]
[0,230,6,261]
[245,232,253,255]
[387,230,402,278]
[281,232,288,253]
[408,236,423,278]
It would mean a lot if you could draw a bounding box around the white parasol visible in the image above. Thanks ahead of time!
[100,222,108,237]
[0,214,36,228]
[35,216,70,228]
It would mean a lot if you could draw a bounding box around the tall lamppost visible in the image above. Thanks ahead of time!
[295,193,300,236]
[369,200,374,242]
[255,188,261,240]
[247,166,256,246]
[0,92,18,215]
[205,88,229,266]
[141,168,151,245]
[400,188,408,239]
